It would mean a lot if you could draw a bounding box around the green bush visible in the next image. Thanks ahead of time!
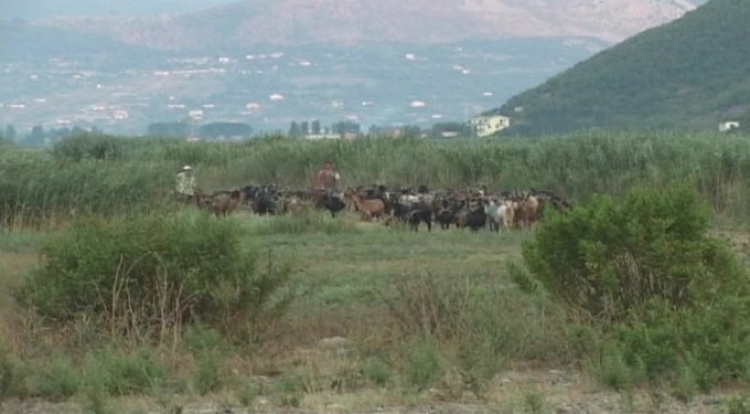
[379,272,569,394]
[26,356,80,401]
[52,133,124,162]
[521,183,744,323]
[0,153,173,227]
[0,344,15,400]
[363,357,392,387]
[185,326,229,395]
[519,183,750,390]
[610,295,750,391]
[403,338,444,391]
[17,211,296,343]
[82,346,167,397]
[727,396,750,414]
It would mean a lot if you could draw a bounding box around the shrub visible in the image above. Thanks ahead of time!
[0,153,173,228]
[0,344,15,400]
[518,183,750,390]
[363,357,392,387]
[235,377,259,407]
[379,272,571,393]
[610,295,750,391]
[727,396,750,414]
[378,272,473,342]
[82,346,167,397]
[185,326,229,395]
[52,133,124,162]
[17,211,296,343]
[403,338,444,391]
[26,356,80,401]
[521,183,744,323]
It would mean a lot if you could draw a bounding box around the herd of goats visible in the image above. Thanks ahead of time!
[188,184,574,232]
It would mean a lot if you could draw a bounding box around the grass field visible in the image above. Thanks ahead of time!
[4,132,750,413]
[0,209,560,413]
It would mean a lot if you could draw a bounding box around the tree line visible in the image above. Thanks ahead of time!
[1,118,491,148]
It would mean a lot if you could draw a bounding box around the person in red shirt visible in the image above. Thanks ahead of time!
[315,161,340,191]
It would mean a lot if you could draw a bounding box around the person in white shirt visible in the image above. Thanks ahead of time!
[175,165,196,202]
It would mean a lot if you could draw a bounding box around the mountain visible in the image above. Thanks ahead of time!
[1,0,236,19]
[0,20,157,62]
[492,0,750,135]
[32,0,699,51]
[0,0,704,136]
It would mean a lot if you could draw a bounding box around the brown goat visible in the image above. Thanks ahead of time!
[514,194,540,230]
[211,189,246,218]
[191,189,214,211]
[346,191,386,222]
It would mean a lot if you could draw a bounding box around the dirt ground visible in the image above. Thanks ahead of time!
[1,369,740,414]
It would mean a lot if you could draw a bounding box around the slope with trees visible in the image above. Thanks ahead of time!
[493,0,750,136]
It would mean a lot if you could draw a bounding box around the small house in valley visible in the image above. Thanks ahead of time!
[719,121,740,133]
[470,114,511,137]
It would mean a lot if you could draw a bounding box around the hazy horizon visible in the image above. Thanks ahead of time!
[0,0,237,20]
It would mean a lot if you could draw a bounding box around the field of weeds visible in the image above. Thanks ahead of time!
[3,132,750,414]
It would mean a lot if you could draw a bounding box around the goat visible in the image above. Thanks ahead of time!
[211,189,246,218]
[346,190,386,221]
[513,194,540,230]
[391,201,432,232]
[311,190,347,218]
[464,199,487,232]
[484,199,502,232]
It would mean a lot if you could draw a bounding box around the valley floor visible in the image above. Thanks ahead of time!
[1,370,741,414]
[1,209,749,414]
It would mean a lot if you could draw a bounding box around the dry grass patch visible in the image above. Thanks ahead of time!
[0,251,39,309]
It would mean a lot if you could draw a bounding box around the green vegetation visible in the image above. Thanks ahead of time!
[517,184,750,392]
[2,131,750,412]
[18,211,295,344]
[5,130,750,227]
[497,0,750,135]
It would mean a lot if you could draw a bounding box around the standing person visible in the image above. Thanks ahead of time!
[330,162,341,190]
[315,160,340,192]
[176,165,196,202]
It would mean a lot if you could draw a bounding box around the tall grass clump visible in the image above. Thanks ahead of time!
[184,326,230,395]
[82,346,167,397]
[52,133,125,162]
[515,182,750,391]
[7,131,750,225]
[377,272,569,395]
[16,211,296,345]
[0,152,173,228]
[0,340,22,401]
[253,207,362,235]
[25,356,80,402]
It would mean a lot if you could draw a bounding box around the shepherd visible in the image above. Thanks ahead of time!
[315,160,341,192]
[175,165,196,202]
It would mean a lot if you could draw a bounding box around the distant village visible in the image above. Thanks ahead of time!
[0,39,549,146]
[2,108,515,147]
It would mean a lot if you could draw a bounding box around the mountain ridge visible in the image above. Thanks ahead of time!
[31,0,699,52]
[491,0,750,135]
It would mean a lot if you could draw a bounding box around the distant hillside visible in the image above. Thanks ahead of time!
[32,0,697,51]
[1,0,234,19]
[0,20,160,63]
[493,0,750,135]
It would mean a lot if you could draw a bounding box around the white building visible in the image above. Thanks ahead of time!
[719,121,740,133]
[470,114,511,137]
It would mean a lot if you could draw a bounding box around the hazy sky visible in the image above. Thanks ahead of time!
[2,0,710,20]
[0,0,238,19]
